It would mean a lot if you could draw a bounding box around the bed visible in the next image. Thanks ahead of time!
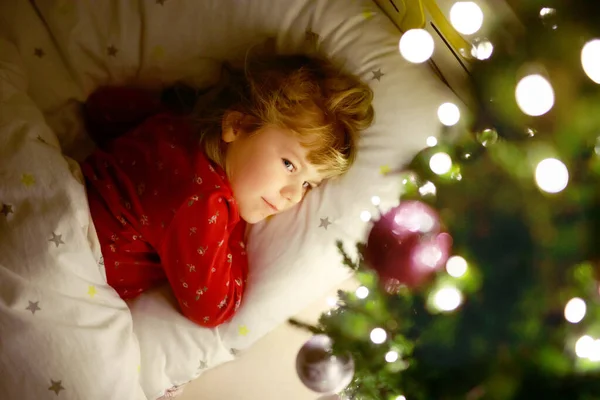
[0,0,459,398]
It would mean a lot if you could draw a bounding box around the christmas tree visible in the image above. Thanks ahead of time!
[292,1,600,399]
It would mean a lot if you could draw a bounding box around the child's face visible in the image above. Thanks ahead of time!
[223,123,324,224]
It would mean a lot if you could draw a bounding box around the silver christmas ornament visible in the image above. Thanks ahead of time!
[296,334,355,394]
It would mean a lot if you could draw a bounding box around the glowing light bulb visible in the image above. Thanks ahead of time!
[355,286,369,299]
[429,152,452,175]
[360,210,372,222]
[471,38,494,60]
[446,255,468,278]
[385,351,399,363]
[581,39,600,84]
[564,297,586,324]
[535,158,569,193]
[371,196,381,206]
[433,287,462,311]
[370,328,387,344]
[399,29,434,64]
[419,181,437,196]
[576,335,594,358]
[450,2,484,35]
[427,136,438,147]
[515,74,555,116]
[437,102,461,126]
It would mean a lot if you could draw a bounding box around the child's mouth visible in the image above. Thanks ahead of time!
[262,198,279,212]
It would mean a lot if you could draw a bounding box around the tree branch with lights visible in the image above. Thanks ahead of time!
[292,1,600,399]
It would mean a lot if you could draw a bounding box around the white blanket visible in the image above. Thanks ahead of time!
[0,0,454,399]
[0,38,146,399]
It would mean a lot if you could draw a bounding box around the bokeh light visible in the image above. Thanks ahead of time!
[437,102,461,126]
[418,181,437,196]
[371,196,381,206]
[581,39,600,84]
[564,297,586,324]
[535,158,569,193]
[399,29,435,63]
[576,335,594,358]
[590,340,600,362]
[355,286,369,299]
[433,287,463,311]
[429,152,453,175]
[450,2,484,35]
[360,210,373,222]
[515,74,555,116]
[427,136,438,147]
[446,255,468,278]
[385,351,399,363]
[370,328,387,344]
[471,37,494,60]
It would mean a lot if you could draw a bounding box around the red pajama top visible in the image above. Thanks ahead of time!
[80,87,248,328]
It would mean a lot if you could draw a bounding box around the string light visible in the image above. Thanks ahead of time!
[371,196,381,206]
[326,297,338,307]
[355,286,369,299]
[360,210,373,222]
[446,255,468,278]
[437,102,461,126]
[535,158,569,193]
[576,335,594,358]
[450,2,484,35]
[399,29,434,64]
[433,287,463,311]
[426,136,438,147]
[429,152,452,175]
[581,39,600,84]
[564,297,586,324]
[515,74,555,116]
[385,351,399,363]
[370,328,387,344]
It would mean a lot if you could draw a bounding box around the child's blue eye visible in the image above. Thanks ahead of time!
[283,159,295,172]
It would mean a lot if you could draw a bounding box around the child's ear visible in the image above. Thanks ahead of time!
[222,111,244,143]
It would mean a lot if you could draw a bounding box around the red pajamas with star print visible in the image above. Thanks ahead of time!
[80,87,248,327]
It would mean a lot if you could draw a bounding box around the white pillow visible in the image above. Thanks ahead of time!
[15,0,457,397]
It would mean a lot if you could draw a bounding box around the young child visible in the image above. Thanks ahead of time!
[80,54,374,327]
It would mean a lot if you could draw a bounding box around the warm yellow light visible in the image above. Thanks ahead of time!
[450,2,484,35]
[535,158,569,193]
[515,74,555,116]
[399,29,435,64]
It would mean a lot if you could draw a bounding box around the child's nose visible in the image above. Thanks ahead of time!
[280,183,303,205]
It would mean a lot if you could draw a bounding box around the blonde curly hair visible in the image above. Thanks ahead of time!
[193,53,374,179]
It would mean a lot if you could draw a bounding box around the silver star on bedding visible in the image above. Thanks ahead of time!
[26,301,40,314]
[319,217,331,230]
[48,379,65,395]
[371,69,384,81]
[49,232,65,247]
